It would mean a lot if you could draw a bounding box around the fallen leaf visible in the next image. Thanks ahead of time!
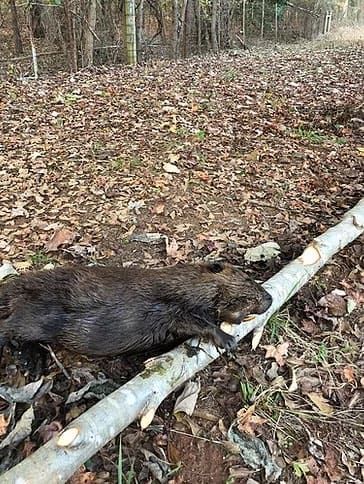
[318,290,347,316]
[346,297,357,314]
[324,447,344,482]
[11,207,29,218]
[305,392,334,414]
[38,421,63,443]
[68,468,97,484]
[244,241,281,262]
[0,378,47,404]
[0,414,10,437]
[301,319,318,334]
[45,227,75,251]
[165,237,179,258]
[341,451,356,476]
[174,380,201,416]
[262,342,290,367]
[0,261,18,280]
[237,405,266,436]
[0,406,34,450]
[22,440,37,458]
[163,162,180,174]
[13,260,32,271]
[228,424,282,480]
[130,232,165,245]
[342,366,356,383]
[152,203,165,214]
[168,153,180,164]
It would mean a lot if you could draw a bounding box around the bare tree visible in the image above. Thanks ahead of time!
[124,0,137,64]
[9,0,23,54]
[30,0,45,38]
[195,0,202,53]
[261,0,265,39]
[172,0,179,58]
[136,0,145,53]
[84,0,97,66]
[211,0,219,52]
[63,0,78,72]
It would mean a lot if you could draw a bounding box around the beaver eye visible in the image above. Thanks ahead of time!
[207,262,224,273]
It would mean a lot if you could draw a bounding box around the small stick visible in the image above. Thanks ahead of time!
[40,344,71,380]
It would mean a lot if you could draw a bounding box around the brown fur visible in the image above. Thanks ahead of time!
[0,262,272,357]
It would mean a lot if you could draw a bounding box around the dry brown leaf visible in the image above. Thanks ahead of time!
[45,228,75,251]
[324,447,344,482]
[38,421,63,443]
[167,441,181,464]
[318,291,347,316]
[22,440,37,458]
[262,341,290,367]
[168,153,180,164]
[306,477,330,484]
[152,202,165,214]
[301,319,318,334]
[305,392,334,415]
[13,260,32,271]
[195,171,210,182]
[237,405,266,436]
[166,238,179,258]
[68,468,96,484]
[0,414,10,437]
[342,366,356,384]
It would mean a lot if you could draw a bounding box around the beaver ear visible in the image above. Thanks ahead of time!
[203,261,225,273]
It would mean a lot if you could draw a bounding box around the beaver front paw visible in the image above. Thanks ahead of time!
[213,329,238,353]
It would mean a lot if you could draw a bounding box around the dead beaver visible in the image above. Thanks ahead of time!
[0,262,272,357]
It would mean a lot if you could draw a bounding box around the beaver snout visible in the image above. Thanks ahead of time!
[259,291,273,313]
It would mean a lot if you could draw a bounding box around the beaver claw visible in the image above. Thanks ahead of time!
[213,330,238,353]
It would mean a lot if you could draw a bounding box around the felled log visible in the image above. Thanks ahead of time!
[1,198,363,483]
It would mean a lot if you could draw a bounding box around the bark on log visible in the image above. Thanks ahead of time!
[1,198,363,483]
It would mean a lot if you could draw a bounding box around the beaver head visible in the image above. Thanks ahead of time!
[199,262,272,324]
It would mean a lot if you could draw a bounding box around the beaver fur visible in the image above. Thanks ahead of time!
[0,262,272,357]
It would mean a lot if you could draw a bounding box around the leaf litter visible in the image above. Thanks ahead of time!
[0,42,363,482]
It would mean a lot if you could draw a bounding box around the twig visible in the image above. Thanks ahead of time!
[40,344,71,380]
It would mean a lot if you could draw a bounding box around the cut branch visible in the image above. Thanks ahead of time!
[1,198,363,483]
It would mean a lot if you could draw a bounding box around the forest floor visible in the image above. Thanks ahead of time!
[0,41,363,484]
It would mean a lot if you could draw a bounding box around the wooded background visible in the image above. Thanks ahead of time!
[1,0,363,76]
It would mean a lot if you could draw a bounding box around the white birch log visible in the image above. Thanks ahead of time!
[1,198,363,483]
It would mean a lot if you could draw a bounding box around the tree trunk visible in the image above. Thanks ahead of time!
[136,0,145,54]
[242,0,246,45]
[172,0,179,58]
[211,0,219,52]
[196,0,202,54]
[30,1,45,38]
[9,0,23,54]
[27,9,38,79]
[180,0,189,57]
[124,0,137,64]
[275,2,278,42]
[83,0,97,67]
[63,0,78,72]
[1,198,363,483]
[261,0,265,39]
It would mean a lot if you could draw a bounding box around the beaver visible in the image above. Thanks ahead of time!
[0,262,272,357]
